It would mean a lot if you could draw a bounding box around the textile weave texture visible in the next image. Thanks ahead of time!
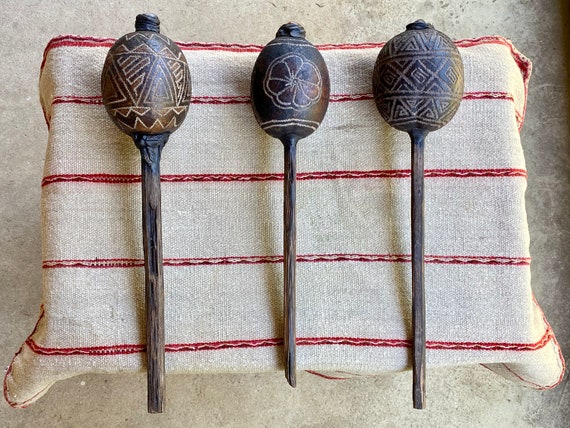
[4,34,565,408]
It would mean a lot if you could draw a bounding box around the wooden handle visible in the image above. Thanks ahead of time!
[134,133,169,413]
[283,137,298,387]
[410,129,427,409]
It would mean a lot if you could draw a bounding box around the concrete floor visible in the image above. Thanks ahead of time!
[1,0,568,426]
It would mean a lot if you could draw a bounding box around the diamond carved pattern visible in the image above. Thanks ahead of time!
[373,28,464,132]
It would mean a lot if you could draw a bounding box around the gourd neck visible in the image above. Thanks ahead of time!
[135,13,160,33]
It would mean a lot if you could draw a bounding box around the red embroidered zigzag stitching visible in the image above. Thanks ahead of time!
[40,168,528,187]
[44,91,520,131]
[3,305,50,409]
[22,327,553,357]
[50,91,516,106]
[40,35,531,130]
[41,254,532,270]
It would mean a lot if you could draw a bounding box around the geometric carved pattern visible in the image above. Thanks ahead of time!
[373,23,464,132]
[101,31,192,135]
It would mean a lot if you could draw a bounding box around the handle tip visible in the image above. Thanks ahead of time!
[148,404,164,414]
[148,391,165,413]
[286,368,297,388]
[413,383,426,409]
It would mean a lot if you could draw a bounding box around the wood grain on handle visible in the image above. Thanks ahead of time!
[410,129,427,409]
[283,137,298,387]
[135,133,168,413]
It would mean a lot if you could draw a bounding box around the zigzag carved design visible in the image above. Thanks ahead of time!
[101,32,191,134]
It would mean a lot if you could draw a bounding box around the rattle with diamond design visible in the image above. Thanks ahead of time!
[373,20,464,409]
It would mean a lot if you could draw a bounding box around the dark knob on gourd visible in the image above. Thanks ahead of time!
[101,13,192,414]
[251,22,330,387]
[372,20,464,410]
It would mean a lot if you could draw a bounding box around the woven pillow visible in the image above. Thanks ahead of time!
[3,34,565,408]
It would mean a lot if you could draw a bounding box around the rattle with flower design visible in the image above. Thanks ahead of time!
[251,22,330,387]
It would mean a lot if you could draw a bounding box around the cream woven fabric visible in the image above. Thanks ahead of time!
[4,34,565,408]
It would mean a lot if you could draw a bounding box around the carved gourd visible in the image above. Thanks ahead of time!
[372,20,463,133]
[251,22,329,141]
[101,14,191,136]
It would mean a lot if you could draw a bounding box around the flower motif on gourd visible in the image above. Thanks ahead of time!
[263,53,322,111]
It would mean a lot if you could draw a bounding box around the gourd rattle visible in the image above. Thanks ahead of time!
[101,13,192,413]
[251,22,330,387]
[372,20,464,409]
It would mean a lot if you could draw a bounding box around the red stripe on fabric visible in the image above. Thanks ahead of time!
[168,338,280,353]
[330,93,374,102]
[190,95,251,104]
[48,91,515,107]
[42,105,51,130]
[175,41,263,52]
[501,363,546,389]
[300,330,553,351]
[463,92,514,101]
[3,305,48,408]
[426,255,531,266]
[41,168,527,187]
[42,254,531,270]
[41,34,524,63]
[432,332,552,351]
[43,173,142,186]
[52,95,103,106]
[43,258,145,269]
[23,328,553,357]
[426,168,527,178]
[43,91,521,130]
[326,91,516,104]
[24,338,280,356]
[305,370,351,380]
[26,339,144,356]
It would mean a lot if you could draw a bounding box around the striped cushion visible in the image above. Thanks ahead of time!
[3,34,565,408]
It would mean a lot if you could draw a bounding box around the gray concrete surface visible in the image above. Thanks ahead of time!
[1,0,568,426]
